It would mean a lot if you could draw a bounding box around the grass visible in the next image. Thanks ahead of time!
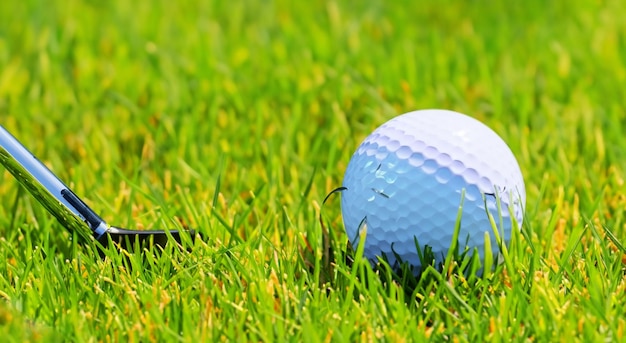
[1,0,626,341]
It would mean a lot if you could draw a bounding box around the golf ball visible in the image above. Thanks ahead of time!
[341,109,525,272]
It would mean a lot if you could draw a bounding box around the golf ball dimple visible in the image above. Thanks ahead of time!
[340,109,526,273]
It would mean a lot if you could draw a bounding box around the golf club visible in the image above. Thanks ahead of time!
[0,124,196,252]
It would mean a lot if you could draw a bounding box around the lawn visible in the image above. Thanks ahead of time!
[1,0,626,341]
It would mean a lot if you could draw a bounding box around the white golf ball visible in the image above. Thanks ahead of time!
[340,109,525,272]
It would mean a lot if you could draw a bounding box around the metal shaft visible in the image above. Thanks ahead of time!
[0,125,108,242]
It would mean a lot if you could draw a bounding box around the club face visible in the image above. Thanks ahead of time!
[0,125,198,254]
[98,227,196,253]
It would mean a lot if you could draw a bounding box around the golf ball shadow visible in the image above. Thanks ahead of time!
[341,109,525,275]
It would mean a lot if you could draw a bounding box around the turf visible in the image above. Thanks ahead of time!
[1,0,626,341]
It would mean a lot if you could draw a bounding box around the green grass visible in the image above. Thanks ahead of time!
[1,0,626,341]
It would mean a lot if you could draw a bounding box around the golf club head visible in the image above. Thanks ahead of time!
[98,226,196,255]
[0,124,197,254]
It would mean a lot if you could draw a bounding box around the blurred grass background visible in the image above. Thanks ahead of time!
[1,0,626,341]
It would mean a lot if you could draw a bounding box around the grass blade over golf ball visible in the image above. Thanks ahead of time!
[340,109,525,274]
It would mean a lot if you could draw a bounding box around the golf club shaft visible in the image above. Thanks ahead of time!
[0,125,108,242]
